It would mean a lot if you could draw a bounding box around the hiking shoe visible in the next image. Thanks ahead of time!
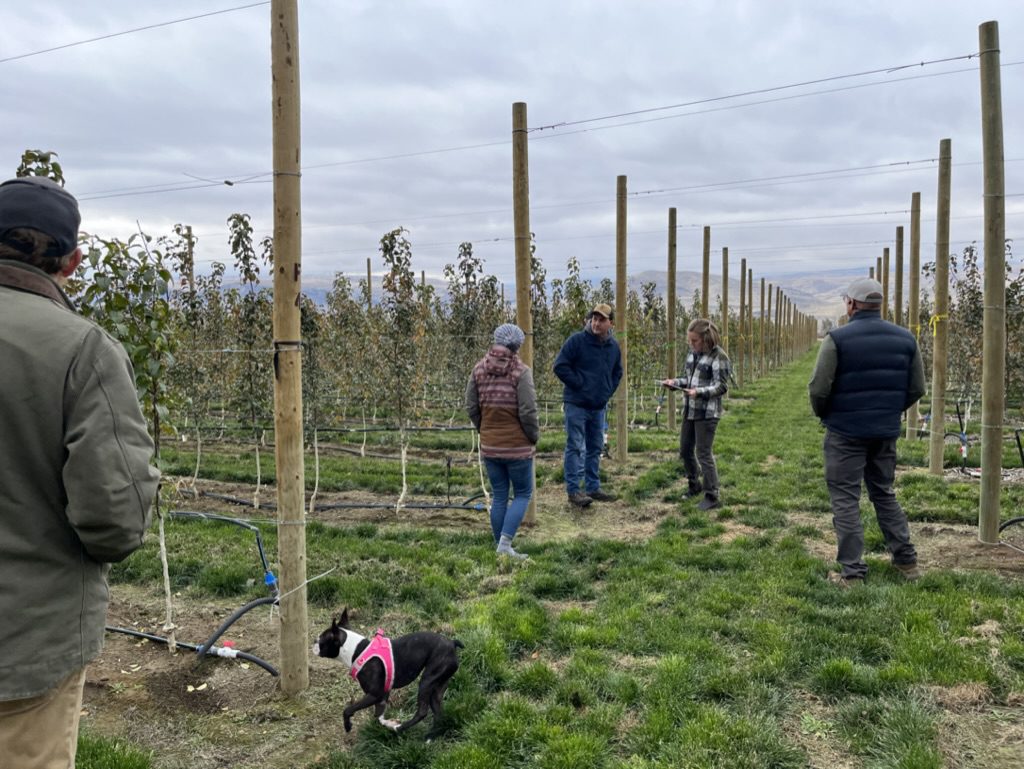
[827,572,865,589]
[893,561,922,581]
[568,492,593,508]
[696,496,721,511]
[587,490,618,502]
[684,483,703,499]
[496,544,529,561]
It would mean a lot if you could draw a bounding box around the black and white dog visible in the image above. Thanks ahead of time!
[312,608,463,735]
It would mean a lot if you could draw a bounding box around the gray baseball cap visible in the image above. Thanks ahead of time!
[844,277,883,303]
[0,177,81,257]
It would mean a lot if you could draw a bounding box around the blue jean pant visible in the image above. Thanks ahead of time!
[563,402,605,495]
[484,457,534,541]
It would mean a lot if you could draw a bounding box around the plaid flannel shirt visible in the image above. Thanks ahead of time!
[671,346,731,420]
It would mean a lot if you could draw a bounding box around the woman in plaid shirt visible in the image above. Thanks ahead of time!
[661,319,731,510]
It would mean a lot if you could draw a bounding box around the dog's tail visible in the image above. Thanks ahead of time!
[453,639,465,650]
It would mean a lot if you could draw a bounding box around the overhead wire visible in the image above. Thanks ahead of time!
[529,53,987,132]
[0,2,270,64]
[66,59,1023,202]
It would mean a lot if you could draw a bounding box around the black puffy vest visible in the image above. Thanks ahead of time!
[824,311,917,438]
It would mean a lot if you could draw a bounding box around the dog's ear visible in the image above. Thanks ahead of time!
[338,607,349,628]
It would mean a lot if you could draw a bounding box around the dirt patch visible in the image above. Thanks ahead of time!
[785,511,1024,577]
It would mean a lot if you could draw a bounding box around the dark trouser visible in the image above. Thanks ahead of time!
[824,430,917,578]
[680,418,719,498]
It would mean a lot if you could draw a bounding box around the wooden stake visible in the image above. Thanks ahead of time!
[759,277,766,377]
[928,139,952,475]
[667,208,678,431]
[738,257,746,386]
[512,102,537,525]
[894,227,904,326]
[701,226,710,317]
[615,176,628,462]
[721,247,729,357]
[270,0,308,696]
[978,20,1005,542]
[906,193,922,438]
[882,247,890,321]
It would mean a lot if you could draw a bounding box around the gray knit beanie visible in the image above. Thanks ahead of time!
[493,323,525,351]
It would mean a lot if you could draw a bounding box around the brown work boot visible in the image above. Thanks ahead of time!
[568,492,593,508]
[892,561,922,581]
[827,572,865,589]
[587,490,617,502]
[697,495,721,511]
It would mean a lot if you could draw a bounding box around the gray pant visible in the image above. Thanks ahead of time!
[680,418,719,498]
[824,430,917,578]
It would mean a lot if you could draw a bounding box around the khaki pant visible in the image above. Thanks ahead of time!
[0,668,86,769]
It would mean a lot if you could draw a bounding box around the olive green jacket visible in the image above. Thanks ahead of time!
[0,260,159,700]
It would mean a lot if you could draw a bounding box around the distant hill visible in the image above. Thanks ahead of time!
[624,268,865,323]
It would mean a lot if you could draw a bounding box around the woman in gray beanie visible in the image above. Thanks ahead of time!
[465,323,539,559]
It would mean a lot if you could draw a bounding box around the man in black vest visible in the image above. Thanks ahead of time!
[808,277,925,585]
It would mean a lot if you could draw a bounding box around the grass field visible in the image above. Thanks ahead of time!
[81,348,1024,768]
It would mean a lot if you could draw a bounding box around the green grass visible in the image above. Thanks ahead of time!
[77,732,153,769]
[108,348,1024,768]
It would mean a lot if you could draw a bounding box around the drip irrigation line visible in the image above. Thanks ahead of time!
[195,596,280,663]
[186,492,486,512]
[314,501,487,512]
[104,626,279,676]
[107,509,281,678]
[168,510,276,591]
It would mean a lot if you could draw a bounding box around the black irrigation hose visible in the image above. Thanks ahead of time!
[195,596,280,664]
[168,510,277,595]
[104,510,283,677]
[193,490,486,512]
[105,625,279,677]
[313,501,487,512]
[998,517,1024,533]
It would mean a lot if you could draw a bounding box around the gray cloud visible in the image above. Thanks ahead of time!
[1,0,1020,300]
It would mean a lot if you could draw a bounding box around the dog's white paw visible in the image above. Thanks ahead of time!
[379,716,401,730]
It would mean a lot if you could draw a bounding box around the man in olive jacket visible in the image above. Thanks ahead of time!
[808,277,925,586]
[0,177,160,768]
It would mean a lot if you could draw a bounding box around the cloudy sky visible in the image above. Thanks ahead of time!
[2,0,1021,297]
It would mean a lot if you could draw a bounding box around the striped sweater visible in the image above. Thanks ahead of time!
[465,345,539,459]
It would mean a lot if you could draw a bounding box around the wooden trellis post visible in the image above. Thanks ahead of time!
[615,176,629,462]
[667,208,678,431]
[701,226,710,318]
[929,138,953,475]
[511,101,537,525]
[978,20,1005,542]
[906,193,922,439]
[270,0,308,696]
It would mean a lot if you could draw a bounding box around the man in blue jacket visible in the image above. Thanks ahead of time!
[554,303,623,507]
[808,278,925,586]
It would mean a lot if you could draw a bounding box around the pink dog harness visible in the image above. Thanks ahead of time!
[350,629,395,693]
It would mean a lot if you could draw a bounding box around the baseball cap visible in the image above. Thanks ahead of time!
[0,177,81,257]
[843,277,883,303]
[590,303,614,320]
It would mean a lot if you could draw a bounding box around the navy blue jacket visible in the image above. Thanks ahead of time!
[553,327,623,410]
[809,310,925,439]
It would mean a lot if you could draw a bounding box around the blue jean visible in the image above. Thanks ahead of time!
[484,457,534,541]
[563,402,605,495]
